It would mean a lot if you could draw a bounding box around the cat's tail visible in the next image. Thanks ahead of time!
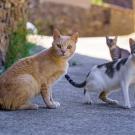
[65,74,87,88]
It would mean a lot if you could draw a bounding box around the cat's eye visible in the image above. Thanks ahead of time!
[67,45,72,49]
[57,44,61,48]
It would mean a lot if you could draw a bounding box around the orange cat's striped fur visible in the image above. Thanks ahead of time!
[0,29,78,110]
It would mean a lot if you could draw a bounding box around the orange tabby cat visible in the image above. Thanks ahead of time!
[0,29,78,110]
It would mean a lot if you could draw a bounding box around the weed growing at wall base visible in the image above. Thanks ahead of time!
[5,28,35,69]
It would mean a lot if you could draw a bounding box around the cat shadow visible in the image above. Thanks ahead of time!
[82,102,132,111]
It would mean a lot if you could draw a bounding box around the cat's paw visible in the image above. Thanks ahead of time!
[123,104,131,109]
[47,102,60,109]
[84,100,92,105]
[32,104,39,110]
[108,100,119,105]
[19,103,39,110]
[53,101,60,107]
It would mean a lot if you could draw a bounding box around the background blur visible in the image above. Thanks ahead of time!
[1,0,135,70]
[28,0,134,36]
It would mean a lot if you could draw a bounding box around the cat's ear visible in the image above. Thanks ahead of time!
[114,36,118,42]
[106,36,109,40]
[106,36,110,46]
[53,29,61,40]
[71,32,79,43]
[129,38,135,46]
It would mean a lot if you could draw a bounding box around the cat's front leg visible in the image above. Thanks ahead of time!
[41,84,60,109]
[49,88,60,107]
[121,82,131,109]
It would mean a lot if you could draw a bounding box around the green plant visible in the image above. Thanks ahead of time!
[5,26,35,69]
[91,0,103,5]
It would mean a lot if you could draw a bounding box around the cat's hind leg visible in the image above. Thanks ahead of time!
[19,103,39,110]
[84,89,92,104]
[99,91,119,105]
[121,82,131,109]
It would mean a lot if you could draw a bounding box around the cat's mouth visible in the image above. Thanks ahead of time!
[62,53,65,56]
[61,54,66,58]
[60,52,66,56]
[58,51,68,58]
[60,53,68,58]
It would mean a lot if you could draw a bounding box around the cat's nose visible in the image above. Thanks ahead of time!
[61,50,66,55]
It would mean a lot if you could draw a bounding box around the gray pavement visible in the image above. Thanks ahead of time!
[1,52,135,135]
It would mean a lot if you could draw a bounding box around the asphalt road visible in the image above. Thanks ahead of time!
[1,36,135,135]
[1,53,135,135]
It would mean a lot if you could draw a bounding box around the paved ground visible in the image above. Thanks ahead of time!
[1,35,135,135]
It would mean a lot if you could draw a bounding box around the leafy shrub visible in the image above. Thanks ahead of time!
[5,26,35,69]
[91,0,103,5]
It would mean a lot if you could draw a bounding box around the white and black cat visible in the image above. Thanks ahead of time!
[65,54,135,109]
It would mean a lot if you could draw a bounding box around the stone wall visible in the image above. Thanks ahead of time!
[40,0,90,9]
[110,5,133,35]
[28,1,134,36]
